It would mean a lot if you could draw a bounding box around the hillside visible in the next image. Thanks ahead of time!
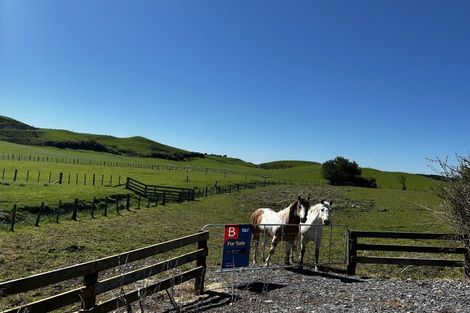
[0,116,36,130]
[0,115,204,161]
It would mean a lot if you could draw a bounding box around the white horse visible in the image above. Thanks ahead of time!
[251,195,310,266]
[298,200,332,270]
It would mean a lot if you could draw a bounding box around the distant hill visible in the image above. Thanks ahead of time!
[259,160,320,169]
[0,116,36,130]
[0,115,203,161]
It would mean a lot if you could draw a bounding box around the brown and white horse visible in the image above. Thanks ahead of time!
[250,195,310,266]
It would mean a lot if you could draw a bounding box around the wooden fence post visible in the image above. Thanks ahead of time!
[162,192,166,206]
[92,173,95,186]
[346,230,357,275]
[104,197,108,217]
[26,170,29,183]
[35,202,44,227]
[1,168,5,180]
[56,200,61,223]
[137,195,141,209]
[59,172,63,184]
[82,269,98,310]
[465,248,470,279]
[194,234,208,295]
[92,197,96,218]
[101,174,104,186]
[48,171,51,183]
[72,198,78,221]
[13,169,18,182]
[10,204,17,231]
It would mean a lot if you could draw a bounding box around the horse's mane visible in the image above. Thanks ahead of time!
[278,200,299,223]
[306,203,322,223]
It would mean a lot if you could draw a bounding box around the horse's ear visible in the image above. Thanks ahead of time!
[321,199,324,204]
[329,200,333,206]
[297,194,302,200]
[307,195,311,201]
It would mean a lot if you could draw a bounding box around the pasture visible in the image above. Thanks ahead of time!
[0,139,458,310]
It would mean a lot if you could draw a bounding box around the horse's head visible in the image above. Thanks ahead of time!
[318,199,333,225]
[295,195,310,223]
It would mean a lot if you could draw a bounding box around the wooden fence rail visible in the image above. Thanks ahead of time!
[0,231,209,313]
[346,230,470,278]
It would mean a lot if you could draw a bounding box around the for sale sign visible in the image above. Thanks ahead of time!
[221,224,252,269]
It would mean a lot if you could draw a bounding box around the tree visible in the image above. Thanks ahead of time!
[321,156,362,186]
[433,156,470,276]
[398,175,407,190]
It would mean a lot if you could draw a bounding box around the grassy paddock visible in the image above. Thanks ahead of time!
[0,185,460,280]
[0,184,464,310]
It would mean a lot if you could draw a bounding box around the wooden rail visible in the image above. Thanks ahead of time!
[126,177,196,205]
[0,231,209,313]
[346,230,469,278]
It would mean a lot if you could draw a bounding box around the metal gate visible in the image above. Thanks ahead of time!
[201,223,349,272]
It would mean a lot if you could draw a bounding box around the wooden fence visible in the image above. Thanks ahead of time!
[0,167,126,187]
[126,177,196,205]
[0,231,209,313]
[4,195,133,231]
[346,230,470,278]
[125,177,280,206]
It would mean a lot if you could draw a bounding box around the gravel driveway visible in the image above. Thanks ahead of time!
[144,266,470,313]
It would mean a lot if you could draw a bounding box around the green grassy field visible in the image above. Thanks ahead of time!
[0,185,458,281]
[0,136,457,292]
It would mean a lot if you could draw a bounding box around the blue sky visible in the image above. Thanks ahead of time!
[1,1,469,174]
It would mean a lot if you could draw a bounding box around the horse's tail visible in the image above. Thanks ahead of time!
[250,209,263,241]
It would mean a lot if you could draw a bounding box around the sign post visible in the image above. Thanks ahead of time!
[222,224,252,269]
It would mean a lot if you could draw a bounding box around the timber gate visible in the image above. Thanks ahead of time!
[346,230,470,277]
[126,177,195,205]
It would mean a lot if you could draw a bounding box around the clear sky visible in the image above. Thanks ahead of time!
[1,1,469,174]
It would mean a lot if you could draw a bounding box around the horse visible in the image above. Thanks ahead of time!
[250,195,310,266]
[298,200,332,270]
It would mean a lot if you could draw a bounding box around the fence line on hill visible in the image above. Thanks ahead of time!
[0,167,296,187]
[0,152,255,176]
[0,177,285,231]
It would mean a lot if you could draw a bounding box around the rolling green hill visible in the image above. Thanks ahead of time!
[0,115,438,192]
[0,115,204,160]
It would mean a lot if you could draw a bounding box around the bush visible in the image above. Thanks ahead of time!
[433,156,470,273]
[321,156,361,186]
[321,156,376,188]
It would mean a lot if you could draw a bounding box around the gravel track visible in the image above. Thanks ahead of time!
[138,266,470,313]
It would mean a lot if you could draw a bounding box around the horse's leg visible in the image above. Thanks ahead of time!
[264,236,278,266]
[314,229,323,271]
[252,231,259,265]
[285,241,293,265]
[261,229,267,262]
[298,235,307,266]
